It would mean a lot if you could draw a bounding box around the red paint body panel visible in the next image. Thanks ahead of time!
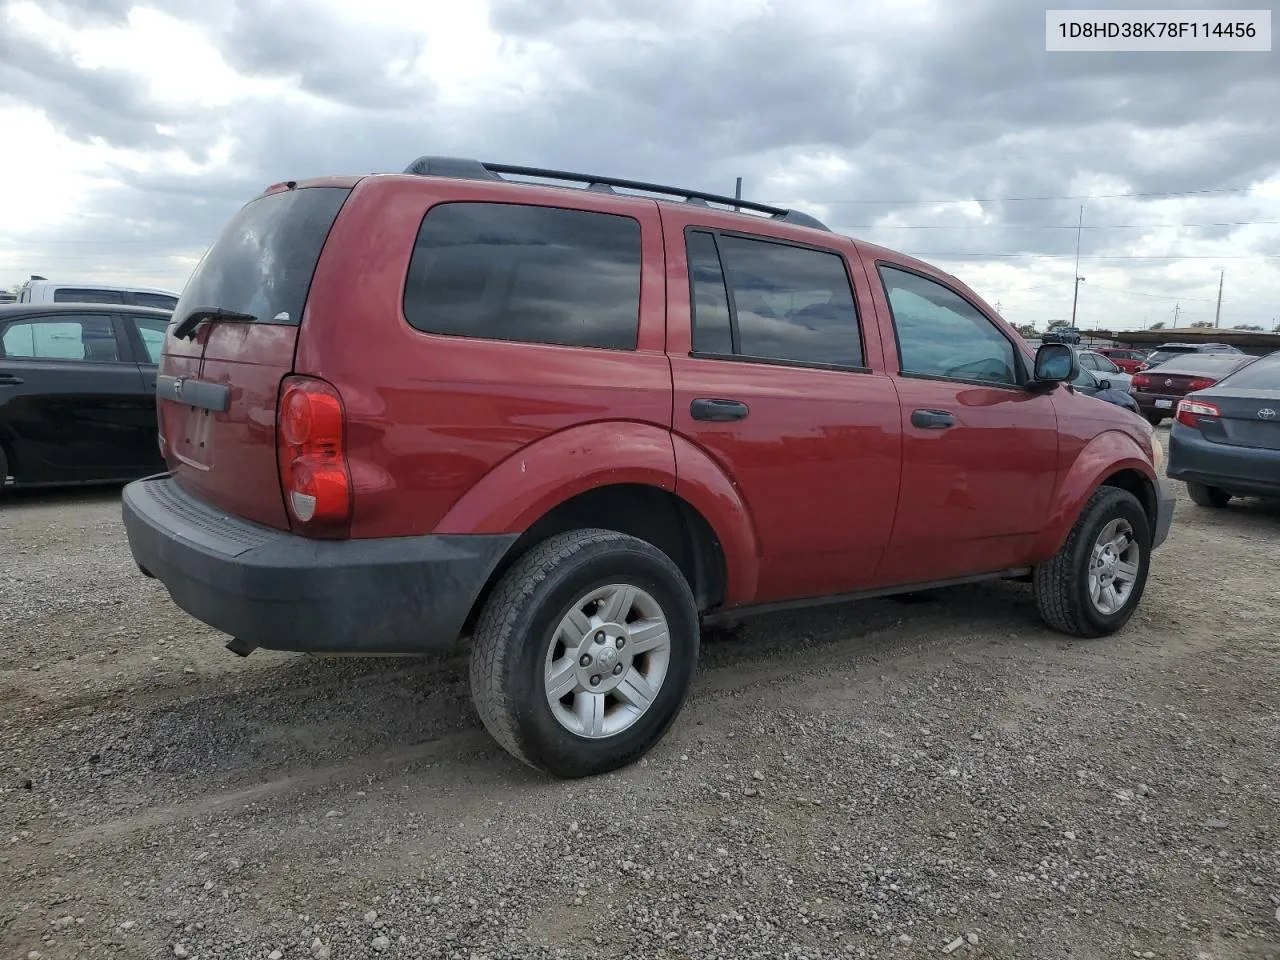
[295,175,673,539]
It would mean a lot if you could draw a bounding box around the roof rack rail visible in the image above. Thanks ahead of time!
[401,155,830,231]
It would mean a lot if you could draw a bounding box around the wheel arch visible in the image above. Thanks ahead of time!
[1032,429,1158,562]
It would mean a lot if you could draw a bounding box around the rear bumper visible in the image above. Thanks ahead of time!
[121,474,518,654]
[1167,425,1280,500]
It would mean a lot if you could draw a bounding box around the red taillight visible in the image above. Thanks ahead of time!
[1131,373,1152,389]
[1186,377,1217,392]
[1175,398,1220,429]
[277,376,351,536]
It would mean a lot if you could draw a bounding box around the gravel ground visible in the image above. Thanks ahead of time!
[2,429,1279,960]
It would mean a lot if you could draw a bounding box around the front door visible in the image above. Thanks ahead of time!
[663,212,903,604]
[866,264,1062,585]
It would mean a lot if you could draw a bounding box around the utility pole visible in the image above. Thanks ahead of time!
[734,177,742,211]
[1069,205,1085,328]
[1214,269,1224,327]
[1173,302,1180,325]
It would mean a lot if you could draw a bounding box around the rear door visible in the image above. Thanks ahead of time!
[663,209,902,604]
[0,311,154,482]
[866,262,1062,585]
[156,184,352,527]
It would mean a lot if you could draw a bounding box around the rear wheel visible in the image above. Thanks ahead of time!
[1186,481,1231,508]
[1033,487,1151,638]
[469,528,699,778]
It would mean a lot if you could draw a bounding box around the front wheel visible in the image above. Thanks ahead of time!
[1033,487,1152,638]
[469,528,699,778]
[1186,481,1231,508]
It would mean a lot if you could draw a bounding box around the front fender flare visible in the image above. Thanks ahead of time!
[1031,429,1157,562]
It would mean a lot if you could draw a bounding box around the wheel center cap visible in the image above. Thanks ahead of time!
[597,646,619,671]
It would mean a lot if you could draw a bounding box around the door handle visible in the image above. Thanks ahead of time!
[910,408,956,429]
[0,374,23,386]
[691,398,749,422]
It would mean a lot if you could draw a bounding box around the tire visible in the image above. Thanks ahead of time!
[1145,412,1164,426]
[0,444,8,493]
[1186,481,1231,508]
[1033,487,1152,638]
[469,528,699,779]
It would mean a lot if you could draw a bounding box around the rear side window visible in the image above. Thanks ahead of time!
[176,186,350,327]
[404,202,642,351]
[131,292,178,310]
[53,288,125,304]
[1,314,120,362]
[686,229,863,369]
[128,314,169,364]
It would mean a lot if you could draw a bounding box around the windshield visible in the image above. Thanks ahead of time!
[175,186,350,328]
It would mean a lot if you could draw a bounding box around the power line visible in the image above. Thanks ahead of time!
[832,219,1280,230]
[904,253,1280,260]
[767,186,1265,205]
[1084,283,1216,302]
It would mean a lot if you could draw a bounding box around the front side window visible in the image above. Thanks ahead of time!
[879,266,1019,386]
[686,230,863,368]
[1,314,120,362]
[404,202,643,351]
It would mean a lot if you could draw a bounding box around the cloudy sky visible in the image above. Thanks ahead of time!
[1,0,1278,332]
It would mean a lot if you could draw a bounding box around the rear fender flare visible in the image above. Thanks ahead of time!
[433,424,761,609]
[1032,430,1157,561]
[433,422,677,535]
[670,434,760,607]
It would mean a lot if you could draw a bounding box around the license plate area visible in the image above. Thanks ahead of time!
[1155,398,1173,409]
[173,406,214,469]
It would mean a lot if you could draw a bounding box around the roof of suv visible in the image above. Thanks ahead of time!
[280,155,835,235]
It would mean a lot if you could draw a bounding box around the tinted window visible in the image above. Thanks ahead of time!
[177,186,350,328]
[687,231,733,354]
[1,314,119,362]
[404,202,642,351]
[128,314,169,364]
[714,235,862,367]
[880,267,1018,386]
[1216,354,1279,390]
[53,287,125,304]
[132,292,178,310]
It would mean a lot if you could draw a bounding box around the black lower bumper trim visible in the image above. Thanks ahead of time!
[121,474,518,654]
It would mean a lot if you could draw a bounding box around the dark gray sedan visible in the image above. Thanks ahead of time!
[1167,350,1280,507]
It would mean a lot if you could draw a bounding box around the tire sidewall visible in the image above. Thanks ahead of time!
[502,542,699,778]
[1069,490,1152,634]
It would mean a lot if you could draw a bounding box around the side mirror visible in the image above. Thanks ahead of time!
[1033,343,1077,383]
[1098,378,1112,391]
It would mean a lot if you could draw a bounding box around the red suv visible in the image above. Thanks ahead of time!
[122,157,1174,778]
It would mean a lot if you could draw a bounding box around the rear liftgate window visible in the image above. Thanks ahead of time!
[175,186,351,327]
[403,202,643,350]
